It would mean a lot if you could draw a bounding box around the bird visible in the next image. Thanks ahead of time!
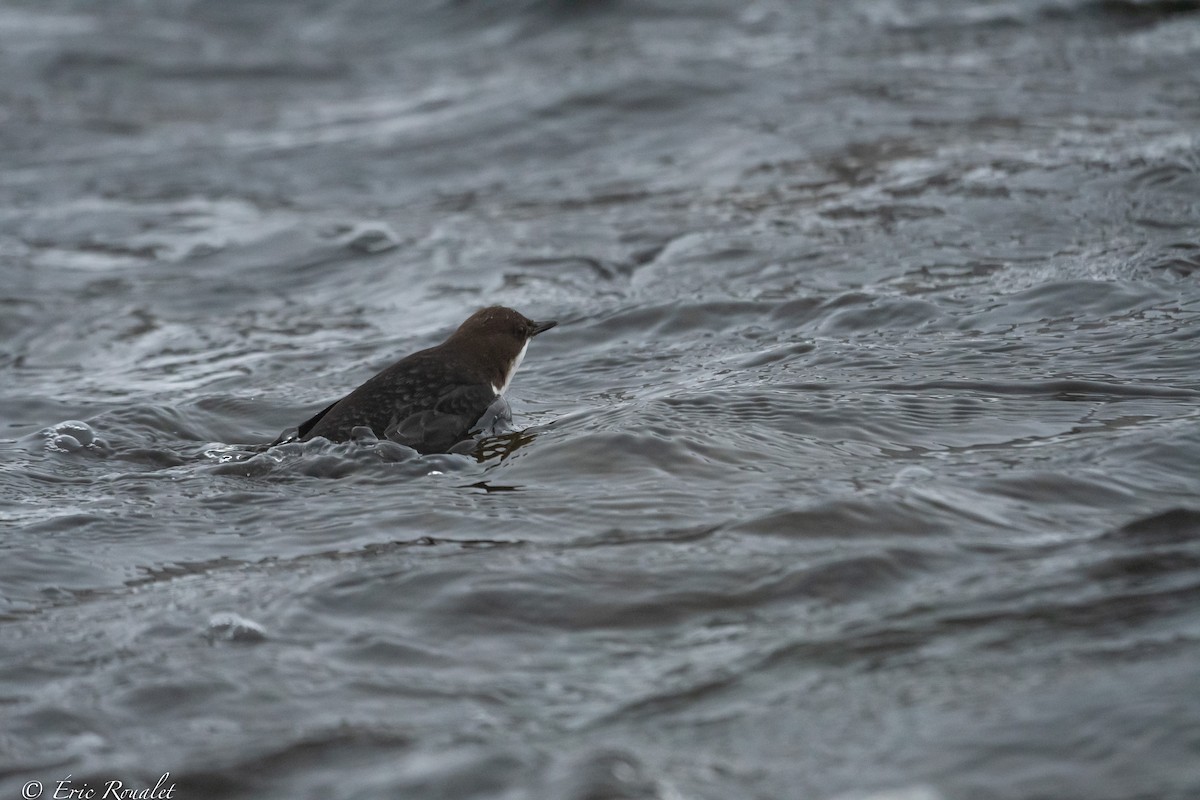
[283,306,556,454]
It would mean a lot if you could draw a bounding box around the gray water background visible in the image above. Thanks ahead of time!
[2,1,1200,798]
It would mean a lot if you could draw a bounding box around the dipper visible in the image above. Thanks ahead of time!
[288,306,556,453]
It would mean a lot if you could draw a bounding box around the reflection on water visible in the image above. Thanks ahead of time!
[470,429,540,464]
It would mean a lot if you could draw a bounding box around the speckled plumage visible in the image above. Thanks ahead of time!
[289,307,556,454]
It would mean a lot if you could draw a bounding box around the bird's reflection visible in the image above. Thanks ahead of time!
[469,428,538,463]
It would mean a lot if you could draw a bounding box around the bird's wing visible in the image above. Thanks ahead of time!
[384,382,497,454]
[296,358,437,443]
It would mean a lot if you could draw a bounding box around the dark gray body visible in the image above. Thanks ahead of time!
[297,350,501,454]
[286,307,556,454]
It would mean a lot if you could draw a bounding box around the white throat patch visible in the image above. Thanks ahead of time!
[492,339,529,396]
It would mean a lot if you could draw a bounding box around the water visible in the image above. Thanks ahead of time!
[2,1,1200,798]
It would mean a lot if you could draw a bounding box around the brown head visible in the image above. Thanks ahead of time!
[443,306,557,393]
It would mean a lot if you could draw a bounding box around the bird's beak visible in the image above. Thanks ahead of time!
[531,320,558,336]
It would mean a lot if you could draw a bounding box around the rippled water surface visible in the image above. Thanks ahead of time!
[3,1,1200,798]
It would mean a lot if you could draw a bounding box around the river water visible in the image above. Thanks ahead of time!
[2,1,1199,798]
